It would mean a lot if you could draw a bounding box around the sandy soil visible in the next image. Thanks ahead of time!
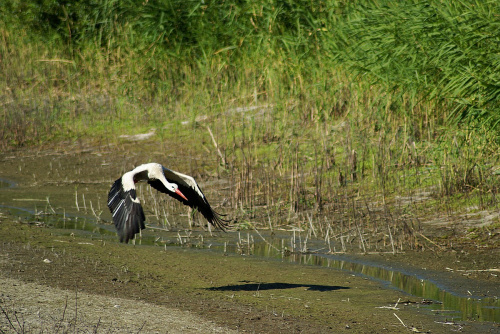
[0,277,236,334]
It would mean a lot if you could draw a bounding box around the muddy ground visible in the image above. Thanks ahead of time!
[0,142,499,333]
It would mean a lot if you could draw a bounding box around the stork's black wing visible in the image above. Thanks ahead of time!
[107,178,146,243]
[148,177,228,231]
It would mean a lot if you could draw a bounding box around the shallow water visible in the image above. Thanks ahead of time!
[0,178,16,189]
[0,205,115,239]
[221,236,499,323]
[269,248,499,322]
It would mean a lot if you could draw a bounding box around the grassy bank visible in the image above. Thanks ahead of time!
[0,0,499,253]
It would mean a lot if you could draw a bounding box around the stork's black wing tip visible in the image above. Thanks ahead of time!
[119,231,136,243]
[210,210,232,232]
[109,187,146,244]
[119,234,128,243]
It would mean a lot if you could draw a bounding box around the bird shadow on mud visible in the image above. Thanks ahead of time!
[206,281,349,292]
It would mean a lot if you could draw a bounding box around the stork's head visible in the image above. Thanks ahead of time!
[165,182,188,201]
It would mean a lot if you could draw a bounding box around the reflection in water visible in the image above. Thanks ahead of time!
[243,241,499,323]
[0,206,115,239]
[0,178,16,189]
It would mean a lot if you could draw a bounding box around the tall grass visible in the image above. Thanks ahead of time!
[3,0,498,131]
[329,0,500,131]
[0,0,498,252]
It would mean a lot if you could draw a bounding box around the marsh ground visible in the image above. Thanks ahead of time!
[0,142,498,333]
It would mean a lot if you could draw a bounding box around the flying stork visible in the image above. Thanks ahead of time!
[107,163,228,243]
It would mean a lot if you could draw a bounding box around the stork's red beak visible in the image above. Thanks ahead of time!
[175,188,188,201]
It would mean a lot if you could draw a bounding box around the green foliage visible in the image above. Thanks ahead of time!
[329,0,500,130]
[1,0,325,61]
[2,0,498,130]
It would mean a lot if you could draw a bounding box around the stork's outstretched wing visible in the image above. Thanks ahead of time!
[108,178,146,243]
[148,168,228,230]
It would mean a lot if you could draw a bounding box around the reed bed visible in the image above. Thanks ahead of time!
[1,0,498,253]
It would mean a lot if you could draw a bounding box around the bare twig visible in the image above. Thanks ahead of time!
[417,232,444,251]
[393,313,406,327]
[253,227,281,253]
[206,126,226,166]
[0,302,22,333]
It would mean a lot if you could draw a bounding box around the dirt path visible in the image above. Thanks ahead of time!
[0,276,236,334]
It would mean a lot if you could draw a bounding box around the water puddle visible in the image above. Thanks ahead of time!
[0,178,16,189]
[219,236,499,323]
[1,199,498,323]
[0,206,116,240]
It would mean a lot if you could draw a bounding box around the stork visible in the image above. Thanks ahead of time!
[107,163,228,243]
